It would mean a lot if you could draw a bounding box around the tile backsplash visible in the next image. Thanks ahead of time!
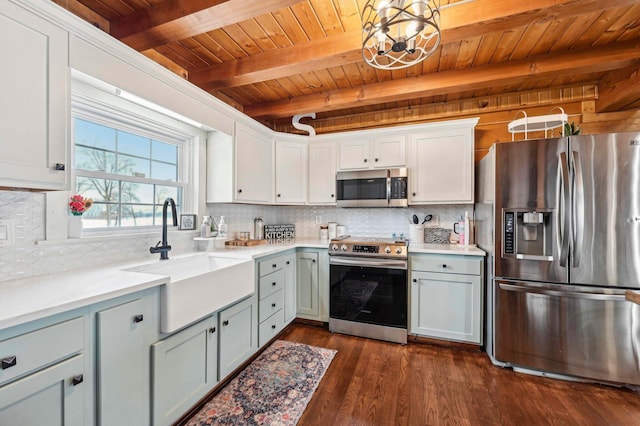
[0,190,470,282]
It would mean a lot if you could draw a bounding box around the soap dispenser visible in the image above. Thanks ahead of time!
[218,216,227,237]
[200,216,211,238]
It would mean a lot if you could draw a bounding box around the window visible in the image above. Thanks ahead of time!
[73,113,188,230]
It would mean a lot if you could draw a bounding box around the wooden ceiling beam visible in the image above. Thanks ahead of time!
[596,62,640,112]
[111,0,304,51]
[190,0,639,89]
[245,39,640,119]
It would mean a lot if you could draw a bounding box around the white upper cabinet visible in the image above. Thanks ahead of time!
[275,139,307,204]
[408,123,476,204]
[0,1,69,190]
[234,123,274,204]
[338,136,406,170]
[308,142,337,205]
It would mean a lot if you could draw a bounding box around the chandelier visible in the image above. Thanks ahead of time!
[362,0,441,70]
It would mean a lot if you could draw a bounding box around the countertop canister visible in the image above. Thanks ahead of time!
[254,217,264,240]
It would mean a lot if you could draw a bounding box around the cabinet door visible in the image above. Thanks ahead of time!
[96,298,152,426]
[338,139,371,170]
[235,123,273,204]
[409,132,474,204]
[152,315,218,426]
[372,135,406,168]
[308,142,337,204]
[219,296,258,379]
[275,140,308,204]
[296,252,319,317]
[410,271,481,343]
[283,253,297,324]
[0,1,68,190]
[0,355,85,426]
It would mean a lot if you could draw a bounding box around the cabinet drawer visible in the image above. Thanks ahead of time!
[258,309,285,347]
[0,316,85,386]
[411,254,481,275]
[258,256,288,277]
[259,269,285,299]
[259,289,284,323]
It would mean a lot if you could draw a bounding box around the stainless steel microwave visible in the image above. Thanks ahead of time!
[336,168,408,207]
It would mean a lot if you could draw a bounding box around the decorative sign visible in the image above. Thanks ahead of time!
[264,224,295,240]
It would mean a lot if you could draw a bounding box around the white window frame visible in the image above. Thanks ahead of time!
[70,88,198,235]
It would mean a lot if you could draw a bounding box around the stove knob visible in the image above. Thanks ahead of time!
[341,244,348,252]
[384,246,391,254]
[331,244,339,251]
[395,247,403,254]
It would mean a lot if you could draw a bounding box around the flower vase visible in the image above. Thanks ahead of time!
[68,215,83,238]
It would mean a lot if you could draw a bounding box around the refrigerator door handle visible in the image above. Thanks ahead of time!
[498,282,627,302]
[557,152,570,267]
[571,150,584,267]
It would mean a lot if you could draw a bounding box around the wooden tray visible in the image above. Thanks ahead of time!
[225,239,268,246]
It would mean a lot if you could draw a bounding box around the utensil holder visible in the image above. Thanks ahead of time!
[409,224,425,243]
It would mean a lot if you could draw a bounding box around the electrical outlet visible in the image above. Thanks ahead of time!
[0,220,15,247]
[315,215,322,224]
[425,214,439,226]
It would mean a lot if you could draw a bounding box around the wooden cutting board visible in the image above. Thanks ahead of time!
[225,239,268,246]
[626,290,640,306]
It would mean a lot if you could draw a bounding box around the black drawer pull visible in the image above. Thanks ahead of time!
[286,261,290,265]
[442,264,447,268]
[272,264,277,268]
[412,278,417,282]
[272,282,277,286]
[71,374,84,386]
[331,194,335,198]
[223,320,229,326]
[238,189,243,193]
[133,314,144,323]
[54,163,65,171]
[209,327,216,334]
[271,303,276,308]
[1,356,17,370]
[312,259,316,263]
[271,324,276,329]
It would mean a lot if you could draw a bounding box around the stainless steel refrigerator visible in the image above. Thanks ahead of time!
[475,132,640,385]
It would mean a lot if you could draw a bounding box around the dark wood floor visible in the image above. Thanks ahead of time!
[279,323,640,426]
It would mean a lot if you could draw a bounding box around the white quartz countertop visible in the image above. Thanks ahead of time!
[408,243,486,256]
[0,238,483,330]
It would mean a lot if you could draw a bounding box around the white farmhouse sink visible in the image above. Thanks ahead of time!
[124,253,254,333]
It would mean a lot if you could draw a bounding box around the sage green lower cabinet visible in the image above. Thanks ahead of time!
[283,253,297,324]
[151,314,218,426]
[410,254,484,344]
[296,249,329,321]
[0,354,85,425]
[0,311,88,426]
[219,296,258,378]
[296,251,319,317]
[95,291,158,426]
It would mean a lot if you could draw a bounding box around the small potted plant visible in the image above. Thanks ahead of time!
[68,194,93,238]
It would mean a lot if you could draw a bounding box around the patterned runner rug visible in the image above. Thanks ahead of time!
[185,340,337,426]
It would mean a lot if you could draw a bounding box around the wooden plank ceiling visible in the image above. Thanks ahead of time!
[54,0,640,133]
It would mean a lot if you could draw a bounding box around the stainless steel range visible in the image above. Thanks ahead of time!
[328,236,408,344]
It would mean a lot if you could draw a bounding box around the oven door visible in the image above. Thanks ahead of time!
[329,256,407,328]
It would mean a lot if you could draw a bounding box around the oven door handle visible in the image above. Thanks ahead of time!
[329,256,407,270]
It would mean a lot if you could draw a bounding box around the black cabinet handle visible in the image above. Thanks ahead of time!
[238,189,243,193]
[412,192,416,196]
[364,158,368,163]
[1,356,16,370]
[374,158,379,162]
[133,314,144,323]
[277,194,281,197]
[412,278,417,282]
[223,320,229,326]
[71,374,84,386]
[286,261,290,265]
[271,303,276,308]
[209,327,216,334]
[312,259,316,263]
[272,264,277,268]
[331,194,335,198]
[54,163,65,171]
[442,264,447,268]
[271,324,276,329]
[272,282,277,286]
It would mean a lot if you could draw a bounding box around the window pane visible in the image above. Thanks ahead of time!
[155,186,179,204]
[118,131,150,157]
[75,146,116,172]
[121,181,154,204]
[152,161,177,181]
[77,177,120,203]
[75,118,116,150]
[152,140,177,163]
[120,205,154,227]
[118,154,150,177]
[82,204,120,228]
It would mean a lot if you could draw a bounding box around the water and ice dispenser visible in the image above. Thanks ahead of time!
[502,209,553,261]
